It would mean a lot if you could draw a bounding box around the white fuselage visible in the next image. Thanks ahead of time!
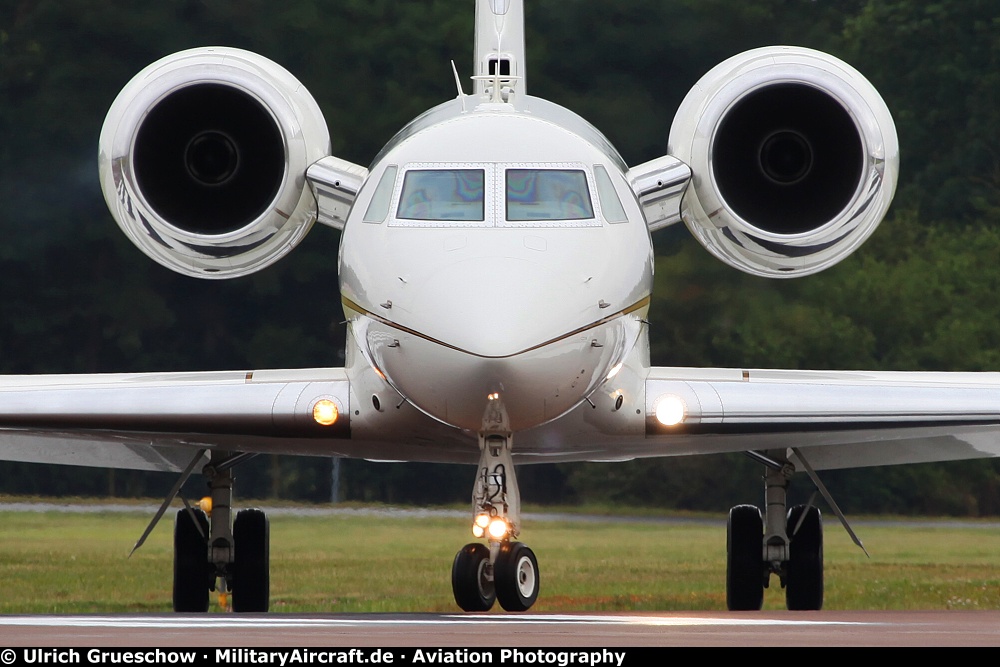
[339,94,653,433]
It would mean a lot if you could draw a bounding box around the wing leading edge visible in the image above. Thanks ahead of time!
[645,367,1000,470]
[0,368,350,472]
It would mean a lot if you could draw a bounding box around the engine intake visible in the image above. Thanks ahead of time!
[99,48,331,278]
[668,47,898,278]
[133,83,286,235]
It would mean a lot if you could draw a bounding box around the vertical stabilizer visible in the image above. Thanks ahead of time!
[473,0,526,98]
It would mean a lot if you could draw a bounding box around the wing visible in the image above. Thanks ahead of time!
[645,366,1000,470]
[0,369,350,472]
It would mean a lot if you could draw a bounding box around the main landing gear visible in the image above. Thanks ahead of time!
[172,451,270,613]
[452,398,540,612]
[726,452,824,611]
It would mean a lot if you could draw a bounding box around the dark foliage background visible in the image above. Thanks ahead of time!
[3,0,1000,515]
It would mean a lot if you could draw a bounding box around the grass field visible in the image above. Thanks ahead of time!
[1,504,999,613]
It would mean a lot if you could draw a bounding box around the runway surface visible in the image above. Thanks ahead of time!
[0,612,998,646]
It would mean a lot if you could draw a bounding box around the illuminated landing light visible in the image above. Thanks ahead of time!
[605,362,624,381]
[488,517,510,540]
[487,392,501,401]
[655,394,687,426]
[472,513,493,538]
[312,399,339,426]
[199,497,213,516]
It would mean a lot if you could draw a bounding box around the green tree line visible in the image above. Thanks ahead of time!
[2,0,1000,515]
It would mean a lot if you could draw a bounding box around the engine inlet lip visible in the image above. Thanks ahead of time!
[758,129,813,186]
[185,130,240,187]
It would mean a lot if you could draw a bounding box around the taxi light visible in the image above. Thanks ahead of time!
[199,496,213,516]
[472,513,493,538]
[313,399,339,426]
[488,517,509,540]
[654,394,686,426]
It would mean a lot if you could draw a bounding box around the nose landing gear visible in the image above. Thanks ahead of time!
[452,398,540,612]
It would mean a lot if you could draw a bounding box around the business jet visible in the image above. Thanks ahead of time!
[2,0,996,614]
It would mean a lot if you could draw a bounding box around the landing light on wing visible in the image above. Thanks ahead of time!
[654,394,687,427]
[312,399,340,426]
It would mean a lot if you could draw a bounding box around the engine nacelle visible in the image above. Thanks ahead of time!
[668,46,898,278]
[98,48,330,278]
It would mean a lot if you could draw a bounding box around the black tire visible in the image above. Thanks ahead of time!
[785,505,823,611]
[232,508,270,613]
[727,504,764,611]
[173,508,210,613]
[494,542,539,612]
[452,543,496,612]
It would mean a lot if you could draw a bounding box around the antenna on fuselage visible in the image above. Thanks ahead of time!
[450,60,467,112]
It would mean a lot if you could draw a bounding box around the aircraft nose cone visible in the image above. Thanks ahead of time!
[409,257,582,357]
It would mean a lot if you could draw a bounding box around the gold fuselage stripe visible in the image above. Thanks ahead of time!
[341,294,650,360]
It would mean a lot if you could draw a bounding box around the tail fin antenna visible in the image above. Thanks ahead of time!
[473,0,526,100]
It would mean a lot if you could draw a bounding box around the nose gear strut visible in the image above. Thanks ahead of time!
[451,395,540,612]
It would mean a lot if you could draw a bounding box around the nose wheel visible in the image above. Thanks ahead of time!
[494,541,539,611]
[452,541,539,612]
[452,543,495,611]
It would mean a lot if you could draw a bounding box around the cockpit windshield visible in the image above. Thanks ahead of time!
[396,169,485,221]
[505,169,594,221]
[388,164,604,227]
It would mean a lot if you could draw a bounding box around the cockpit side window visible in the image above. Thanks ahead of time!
[594,165,628,224]
[396,169,485,221]
[505,169,594,221]
[362,165,398,223]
